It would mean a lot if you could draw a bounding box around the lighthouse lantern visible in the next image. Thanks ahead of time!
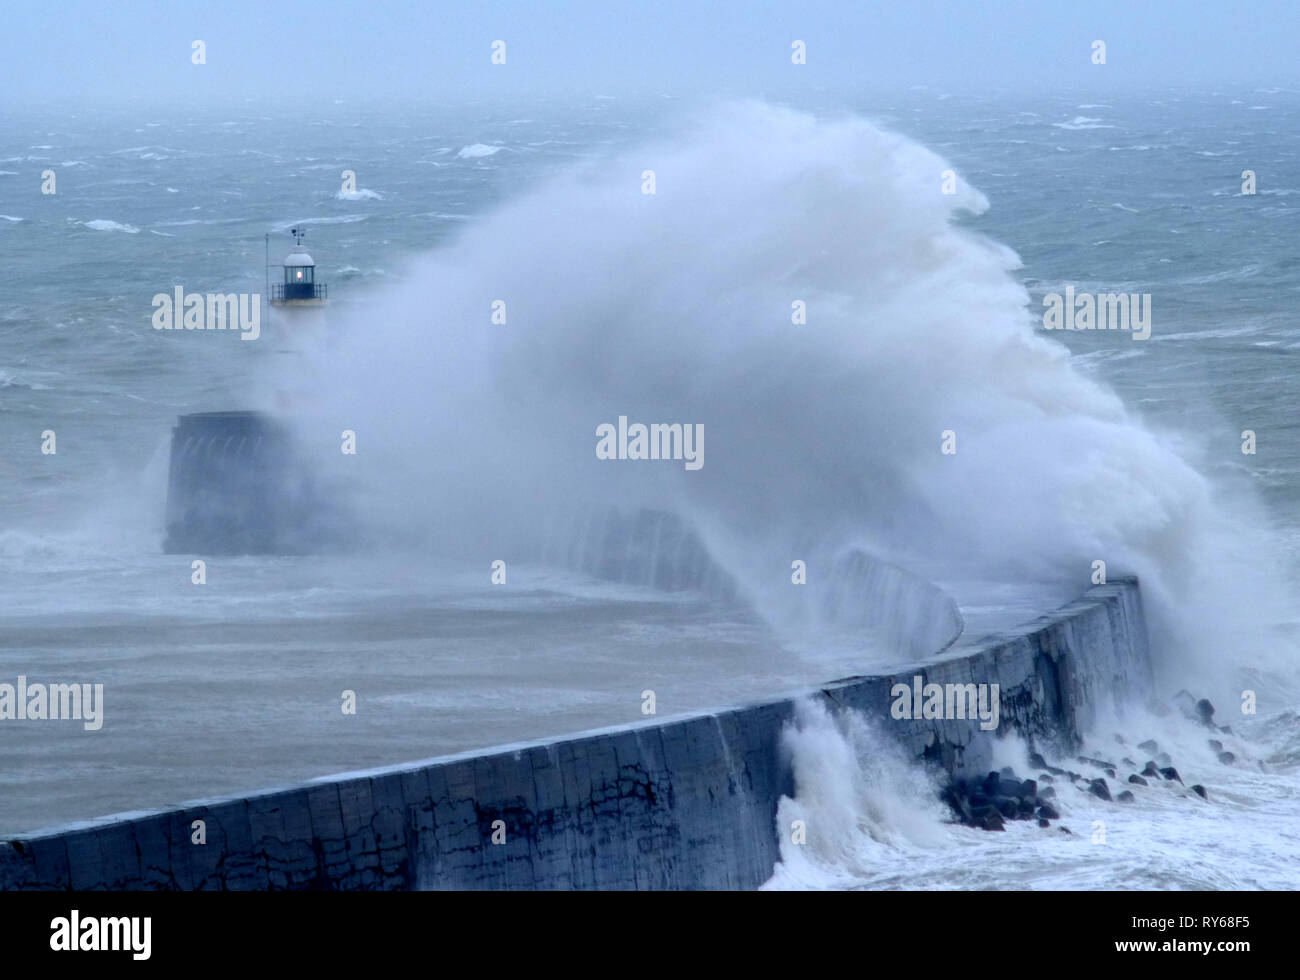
[270,226,328,306]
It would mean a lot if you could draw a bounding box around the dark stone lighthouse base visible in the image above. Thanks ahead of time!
[163,411,347,555]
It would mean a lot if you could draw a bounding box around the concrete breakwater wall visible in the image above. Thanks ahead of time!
[0,579,1149,890]
[548,509,966,662]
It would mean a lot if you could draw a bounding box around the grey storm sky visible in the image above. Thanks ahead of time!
[3,0,1298,106]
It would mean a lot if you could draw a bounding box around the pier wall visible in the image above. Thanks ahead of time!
[0,579,1150,890]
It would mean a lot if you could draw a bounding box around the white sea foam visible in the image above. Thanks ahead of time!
[270,214,367,231]
[457,143,503,158]
[764,700,951,889]
[82,219,139,233]
[1053,115,1114,130]
[766,701,1300,890]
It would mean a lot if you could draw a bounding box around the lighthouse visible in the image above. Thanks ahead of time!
[162,229,348,555]
[270,227,328,307]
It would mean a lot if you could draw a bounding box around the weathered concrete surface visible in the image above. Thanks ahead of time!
[0,579,1149,890]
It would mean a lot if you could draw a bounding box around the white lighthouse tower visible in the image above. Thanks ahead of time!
[163,227,349,555]
[264,226,330,409]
